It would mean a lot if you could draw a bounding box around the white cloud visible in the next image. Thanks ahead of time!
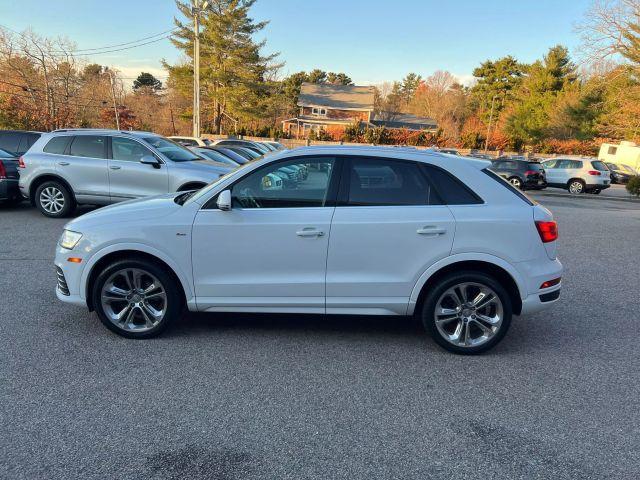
[453,73,476,87]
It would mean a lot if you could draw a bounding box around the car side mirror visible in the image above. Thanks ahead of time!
[141,155,160,167]
[217,190,232,211]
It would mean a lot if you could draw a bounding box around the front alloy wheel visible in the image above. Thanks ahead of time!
[509,177,523,189]
[93,259,181,338]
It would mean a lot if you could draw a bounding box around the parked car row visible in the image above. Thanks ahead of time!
[9,129,286,217]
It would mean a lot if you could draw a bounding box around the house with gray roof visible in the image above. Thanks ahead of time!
[282,82,437,139]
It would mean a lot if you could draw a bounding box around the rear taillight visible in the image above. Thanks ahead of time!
[587,170,601,176]
[535,220,558,243]
[524,170,537,176]
[18,156,25,168]
[0,160,5,179]
[540,277,561,289]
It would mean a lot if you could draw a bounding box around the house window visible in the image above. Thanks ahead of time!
[608,146,617,155]
[311,107,327,116]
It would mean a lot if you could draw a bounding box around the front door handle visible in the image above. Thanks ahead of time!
[296,228,324,237]
[58,162,70,166]
[417,226,447,236]
[109,165,121,170]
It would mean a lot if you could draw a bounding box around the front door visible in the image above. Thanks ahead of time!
[107,136,169,200]
[326,156,455,315]
[191,156,338,313]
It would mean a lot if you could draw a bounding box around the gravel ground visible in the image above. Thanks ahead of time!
[1,196,639,480]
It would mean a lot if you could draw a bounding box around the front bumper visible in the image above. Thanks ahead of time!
[55,245,88,308]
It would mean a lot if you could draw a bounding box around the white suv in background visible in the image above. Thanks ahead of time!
[54,146,562,354]
[541,157,611,194]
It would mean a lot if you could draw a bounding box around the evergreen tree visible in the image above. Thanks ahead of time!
[470,56,525,121]
[133,72,162,91]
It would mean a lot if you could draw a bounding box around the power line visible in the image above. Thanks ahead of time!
[53,28,178,53]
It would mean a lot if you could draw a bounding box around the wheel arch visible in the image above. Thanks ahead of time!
[29,174,76,206]
[83,245,192,312]
[567,177,585,187]
[410,256,524,316]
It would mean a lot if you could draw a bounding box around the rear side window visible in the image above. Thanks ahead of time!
[591,160,609,171]
[343,157,441,206]
[422,165,483,205]
[43,136,72,155]
[608,146,617,155]
[68,136,107,159]
[483,168,534,206]
[0,132,20,154]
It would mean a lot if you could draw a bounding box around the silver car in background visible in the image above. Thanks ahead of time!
[19,129,233,217]
[541,157,611,194]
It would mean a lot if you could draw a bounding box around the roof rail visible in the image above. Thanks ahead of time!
[50,128,134,134]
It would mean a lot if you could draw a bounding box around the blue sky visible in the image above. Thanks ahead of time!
[0,0,593,86]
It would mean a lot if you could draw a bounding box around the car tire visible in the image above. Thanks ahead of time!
[420,271,513,355]
[92,258,182,339]
[591,189,601,195]
[35,180,75,218]
[508,176,523,190]
[568,179,585,194]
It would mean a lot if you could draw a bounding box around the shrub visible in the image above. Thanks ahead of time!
[626,176,640,197]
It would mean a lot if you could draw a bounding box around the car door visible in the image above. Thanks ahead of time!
[542,159,561,185]
[191,156,338,313]
[61,135,110,203]
[325,156,455,315]
[107,136,169,200]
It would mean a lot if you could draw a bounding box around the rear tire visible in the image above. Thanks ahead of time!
[92,258,181,339]
[568,179,585,194]
[420,271,512,355]
[35,180,75,218]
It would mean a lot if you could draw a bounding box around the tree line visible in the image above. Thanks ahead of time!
[0,0,638,154]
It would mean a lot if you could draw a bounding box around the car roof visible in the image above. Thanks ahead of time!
[49,129,160,138]
[0,129,44,134]
[275,145,490,169]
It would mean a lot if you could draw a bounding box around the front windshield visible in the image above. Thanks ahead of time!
[143,136,202,162]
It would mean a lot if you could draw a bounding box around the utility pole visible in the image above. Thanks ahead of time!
[192,0,206,138]
[108,71,120,130]
[484,94,497,153]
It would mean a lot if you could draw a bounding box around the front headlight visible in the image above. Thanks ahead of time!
[59,230,83,250]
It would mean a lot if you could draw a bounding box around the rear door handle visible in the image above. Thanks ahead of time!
[58,162,70,166]
[296,228,324,237]
[417,226,447,236]
[109,165,121,170]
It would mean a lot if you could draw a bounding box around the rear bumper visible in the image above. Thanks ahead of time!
[520,287,561,315]
[0,179,20,200]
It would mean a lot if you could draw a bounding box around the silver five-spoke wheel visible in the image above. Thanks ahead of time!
[100,268,167,333]
[434,282,503,348]
[40,186,65,214]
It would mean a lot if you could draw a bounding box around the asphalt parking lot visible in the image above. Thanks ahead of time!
[1,193,639,480]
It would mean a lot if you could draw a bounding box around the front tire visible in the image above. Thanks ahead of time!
[420,271,512,354]
[508,176,523,190]
[35,180,75,217]
[92,259,181,339]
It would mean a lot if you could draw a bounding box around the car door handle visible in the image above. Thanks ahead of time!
[296,228,324,237]
[417,226,447,236]
[58,162,70,166]
[109,165,121,170]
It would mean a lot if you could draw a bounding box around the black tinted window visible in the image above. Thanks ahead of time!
[345,157,440,206]
[69,136,106,159]
[0,132,21,154]
[423,165,483,205]
[43,136,71,155]
[483,168,533,206]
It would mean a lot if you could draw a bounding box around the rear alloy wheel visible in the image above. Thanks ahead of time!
[421,271,512,354]
[568,180,585,194]
[35,181,75,217]
[509,176,523,190]
[93,259,181,338]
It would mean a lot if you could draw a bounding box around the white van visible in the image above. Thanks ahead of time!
[598,141,640,171]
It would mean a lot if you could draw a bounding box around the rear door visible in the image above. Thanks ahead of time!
[107,136,169,200]
[62,135,110,203]
[325,156,455,315]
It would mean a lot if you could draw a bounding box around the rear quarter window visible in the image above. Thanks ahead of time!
[422,165,483,205]
[590,160,609,171]
[43,136,72,155]
[482,168,534,206]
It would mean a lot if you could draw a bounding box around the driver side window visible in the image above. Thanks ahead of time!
[111,137,154,162]
[231,157,335,208]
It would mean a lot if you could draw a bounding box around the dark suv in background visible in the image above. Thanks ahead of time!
[0,130,42,156]
[488,158,546,190]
